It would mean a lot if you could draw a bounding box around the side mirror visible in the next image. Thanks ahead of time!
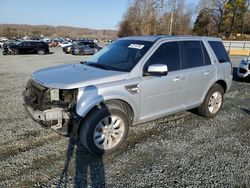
[146,64,168,76]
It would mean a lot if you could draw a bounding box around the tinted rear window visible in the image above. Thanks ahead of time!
[181,41,211,69]
[208,41,230,63]
[182,41,204,68]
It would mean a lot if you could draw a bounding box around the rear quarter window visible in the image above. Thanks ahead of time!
[208,41,230,63]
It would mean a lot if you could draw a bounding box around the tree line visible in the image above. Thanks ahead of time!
[0,24,116,40]
[118,0,250,39]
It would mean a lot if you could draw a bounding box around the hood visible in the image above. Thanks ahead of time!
[4,43,17,48]
[32,63,129,89]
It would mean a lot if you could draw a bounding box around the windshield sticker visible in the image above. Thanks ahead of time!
[128,44,144,49]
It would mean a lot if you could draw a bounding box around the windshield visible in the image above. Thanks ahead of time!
[85,39,153,72]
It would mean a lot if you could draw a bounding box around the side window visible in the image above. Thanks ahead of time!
[25,42,33,46]
[182,41,205,68]
[20,42,28,46]
[144,42,181,73]
[208,41,230,63]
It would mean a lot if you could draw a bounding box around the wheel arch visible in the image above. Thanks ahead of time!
[76,97,135,124]
[76,98,135,136]
[215,79,227,93]
[200,79,227,104]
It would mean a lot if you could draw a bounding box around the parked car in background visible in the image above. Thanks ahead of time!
[23,36,232,155]
[0,41,4,48]
[0,38,8,48]
[238,56,250,79]
[71,45,98,55]
[71,42,102,55]
[62,41,100,54]
[3,41,49,55]
[48,40,59,47]
[2,39,21,48]
[58,41,72,48]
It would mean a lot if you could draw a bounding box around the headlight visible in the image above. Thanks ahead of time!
[240,61,248,66]
[59,89,78,104]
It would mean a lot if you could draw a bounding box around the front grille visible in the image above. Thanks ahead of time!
[239,68,247,74]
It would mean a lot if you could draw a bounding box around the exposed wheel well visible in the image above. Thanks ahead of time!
[82,99,134,126]
[215,80,227,93]
[102,99,134,124]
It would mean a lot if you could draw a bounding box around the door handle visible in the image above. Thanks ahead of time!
[204,70,210,75]
[173,76,181,82]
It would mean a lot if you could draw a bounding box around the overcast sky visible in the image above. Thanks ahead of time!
[0,0,198,30]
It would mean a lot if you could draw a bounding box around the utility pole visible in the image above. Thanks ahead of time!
[169,11,174,35]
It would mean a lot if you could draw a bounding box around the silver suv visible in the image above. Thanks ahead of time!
[23,36,232,155]
[238,56,250,79]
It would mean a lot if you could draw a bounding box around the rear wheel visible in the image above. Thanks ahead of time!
[197,83,224,118]
[80,103,130,155]
[37,49,45,55]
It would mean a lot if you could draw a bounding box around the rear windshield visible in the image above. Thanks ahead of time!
[208,41,231,63]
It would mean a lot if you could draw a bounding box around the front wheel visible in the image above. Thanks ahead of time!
[80,103,130,155]
[11,48,19,55]
[197,83,224,118]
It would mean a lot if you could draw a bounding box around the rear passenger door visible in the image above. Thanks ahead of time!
[180,40,216,107]
[26,42,36,53]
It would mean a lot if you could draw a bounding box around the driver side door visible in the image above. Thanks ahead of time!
[139,41,188,122]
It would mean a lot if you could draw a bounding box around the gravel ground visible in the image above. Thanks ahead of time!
[0,48,249,187]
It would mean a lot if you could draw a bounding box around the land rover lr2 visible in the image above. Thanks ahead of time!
[23,36,232,155]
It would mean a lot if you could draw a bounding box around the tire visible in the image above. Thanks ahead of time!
[80,103,130,155]
[11,49,19,55]
[3,51,7,55]
[197,83,224,118]
[37,49,45,55]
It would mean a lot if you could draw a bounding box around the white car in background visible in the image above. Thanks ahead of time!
[238,56,250,79]
[0,38,8,48]
[59,41,72,48]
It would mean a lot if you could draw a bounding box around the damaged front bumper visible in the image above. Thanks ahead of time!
[23,104,72,136]
[23,79,80,136]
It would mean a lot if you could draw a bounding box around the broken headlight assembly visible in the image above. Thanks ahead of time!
[59,89,78,106]
[44,89,78,107]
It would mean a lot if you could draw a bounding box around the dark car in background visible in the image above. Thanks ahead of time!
[71,45,98,55]
[62,41,101,54]
[3,41,49,55]
[71,42,102,55]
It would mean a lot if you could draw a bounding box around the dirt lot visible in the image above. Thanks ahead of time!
[0,48,250,187]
